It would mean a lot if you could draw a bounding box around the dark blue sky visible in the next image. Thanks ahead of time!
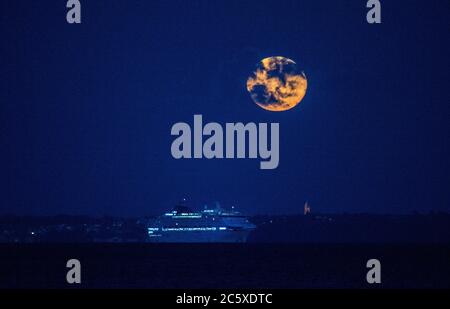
[1,0,449,216]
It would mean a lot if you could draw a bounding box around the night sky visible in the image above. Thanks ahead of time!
[1,0,449,216]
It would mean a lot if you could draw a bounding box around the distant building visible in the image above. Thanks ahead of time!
[304,202,311,215]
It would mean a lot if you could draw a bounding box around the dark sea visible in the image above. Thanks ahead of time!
[0,244,449,289]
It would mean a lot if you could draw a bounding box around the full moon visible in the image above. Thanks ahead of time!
[246,56,307,112]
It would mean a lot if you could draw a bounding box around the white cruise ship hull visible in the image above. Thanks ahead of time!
[147,229,252,243]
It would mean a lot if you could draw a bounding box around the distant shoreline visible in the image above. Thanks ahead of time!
[1,213,449,243]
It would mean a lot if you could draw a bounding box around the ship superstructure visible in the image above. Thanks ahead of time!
[147,203,256,243]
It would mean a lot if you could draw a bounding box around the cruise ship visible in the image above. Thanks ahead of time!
[147,202,256,243]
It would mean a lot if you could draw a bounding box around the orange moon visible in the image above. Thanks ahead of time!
[246,56,307,112]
